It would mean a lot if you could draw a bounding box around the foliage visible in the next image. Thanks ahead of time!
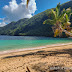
[44,3,72,37]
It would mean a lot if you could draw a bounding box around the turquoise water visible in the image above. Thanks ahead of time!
[0,36,72,51]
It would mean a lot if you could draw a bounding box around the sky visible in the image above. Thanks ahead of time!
[0,0,70,27]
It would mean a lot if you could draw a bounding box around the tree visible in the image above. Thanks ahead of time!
[43,3,72,37]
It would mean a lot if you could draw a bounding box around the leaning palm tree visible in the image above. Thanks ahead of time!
[43,3,72,37]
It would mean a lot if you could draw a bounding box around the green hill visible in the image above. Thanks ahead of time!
[0,9,54,36]
[0,1,72,37]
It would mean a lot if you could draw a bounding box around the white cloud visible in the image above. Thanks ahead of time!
[0,22,6,27]
[0,0,37,27]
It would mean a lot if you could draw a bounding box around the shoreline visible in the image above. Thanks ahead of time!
[0,42,72,72]
[0,42,72,55]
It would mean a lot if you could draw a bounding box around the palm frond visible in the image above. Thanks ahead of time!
[51,9,56,19]
[43,19,56,25]
[65,14,70,22]
[58,9,67,22]
[56,3,60,17]
[27,0,30,8]
[66,7,71,15]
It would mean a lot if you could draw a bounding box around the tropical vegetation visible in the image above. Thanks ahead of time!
[43,3,72,37]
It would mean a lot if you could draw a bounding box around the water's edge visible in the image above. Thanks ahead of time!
[0,42,72,55]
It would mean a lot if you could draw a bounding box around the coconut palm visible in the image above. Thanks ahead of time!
[43,3,72,37]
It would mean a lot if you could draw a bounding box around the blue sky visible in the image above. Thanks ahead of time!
[0,0,70,27]
[35,0,70,14]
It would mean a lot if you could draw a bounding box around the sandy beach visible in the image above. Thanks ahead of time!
[0,43,72,72]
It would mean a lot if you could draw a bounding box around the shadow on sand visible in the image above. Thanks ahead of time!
[2,48,72,72]
[3,48,72,59]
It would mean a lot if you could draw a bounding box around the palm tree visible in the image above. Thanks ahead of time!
[43,3,72,37]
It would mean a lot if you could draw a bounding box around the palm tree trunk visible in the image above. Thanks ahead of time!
[62,29,72,36]
[59,25,72,37]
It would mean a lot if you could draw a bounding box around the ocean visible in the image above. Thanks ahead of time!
[0,36,72,51]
